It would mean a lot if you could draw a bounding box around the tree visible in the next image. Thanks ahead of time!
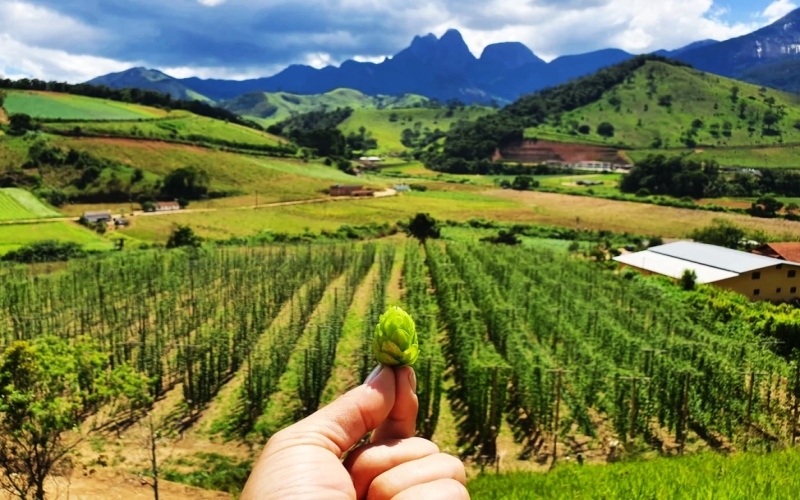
[167,225,202,249]
[597,122,615,138]
[8,114,36,135]
[161,167,210,200]
[750,195,784,218]
[0,90,6,107]
[0,337,150,500]
[578,124,591,135]
[689,219,745,249]
[763,110,781,133]
[404,213,440,243]
[680,269,697,291]
[511,175,539,191]
[481,230,521,246]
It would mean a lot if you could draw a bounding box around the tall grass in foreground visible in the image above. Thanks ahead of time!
[468,450,800,499]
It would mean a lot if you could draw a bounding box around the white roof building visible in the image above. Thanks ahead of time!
[615,241,800,301]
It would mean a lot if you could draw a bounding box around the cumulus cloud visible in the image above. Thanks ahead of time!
[763,0,798,23]
[0,0,788,82]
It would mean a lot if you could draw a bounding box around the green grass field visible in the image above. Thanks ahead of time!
[339,107,495,155]
[3,91,166,121]
[0,188,60,221]
[628,145,800,168]
[44,114,285,148]
[527,61,800,155]
[222,88,430,127]
[468,450,800,500]
[53,137,375,206]
[0,222,112,255]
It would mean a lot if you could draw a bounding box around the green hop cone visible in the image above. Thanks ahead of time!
[373,306,419,367]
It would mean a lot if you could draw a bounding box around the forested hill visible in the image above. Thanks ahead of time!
[425,55,685,172]
[426,55,800,173]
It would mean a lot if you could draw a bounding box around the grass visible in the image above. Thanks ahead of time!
[339,107,495,155]
[0,135,30,173]
[117,186,800,244]
[532,61,800,149]
[468,450,800,499]
[54,138,368,204]
[628,146,800,168]
[223,88,430,127]
[3,91,165,121]
[0,188,60,220]
[0,222,112,255]
[44,114,286,148]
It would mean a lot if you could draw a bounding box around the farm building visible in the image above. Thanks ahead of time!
[82,211,112,224]
[359,156,383,163]
[614,241,800,302]
[156,201,181,212]
[752,243,800,263]
[330,185,375,197]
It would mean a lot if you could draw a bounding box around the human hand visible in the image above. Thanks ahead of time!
[240,365,468,500]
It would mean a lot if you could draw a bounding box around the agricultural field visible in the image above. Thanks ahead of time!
[44,114,287,149]
[339,107,495,154]
[0,188,61,221]
[0,221,112,255]
[221,88,430,127]
[469,450,800,499]
[3,91,166,120]
[1,239,798,498]
[116,188,800,244]
[53,138,363,205]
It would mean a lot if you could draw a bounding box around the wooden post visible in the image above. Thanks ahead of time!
[149,416,160,500]
[745,371,755,452]
[548,368,572,464]
[630,377,638,441]
[792,364,800,447]
[679,372,691,455]
[487,366,499,462]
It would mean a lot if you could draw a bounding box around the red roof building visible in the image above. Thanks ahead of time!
[753,243,800,263]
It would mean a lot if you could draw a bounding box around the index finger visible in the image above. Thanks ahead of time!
[371,366,418,442]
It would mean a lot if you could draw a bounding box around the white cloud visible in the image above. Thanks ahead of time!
[763,0,798,23]
[431,0,759,61]
[197,0,228,6]
[0,1,104,49]
[0,34,136,82]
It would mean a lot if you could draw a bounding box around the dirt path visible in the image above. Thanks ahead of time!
[0,190,399,226]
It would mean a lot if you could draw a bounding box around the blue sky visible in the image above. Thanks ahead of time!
[0,0,797,82]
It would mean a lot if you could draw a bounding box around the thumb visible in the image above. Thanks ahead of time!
[269,365,396,457]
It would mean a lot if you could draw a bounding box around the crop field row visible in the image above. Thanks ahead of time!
[1,239,798,497]
[0,188,61,221]
[3,91,166,121]
[44,115,286,149]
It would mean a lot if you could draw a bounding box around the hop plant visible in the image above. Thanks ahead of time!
[373,306,419,367]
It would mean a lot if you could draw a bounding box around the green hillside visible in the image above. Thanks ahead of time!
[528,61,800,150]
[4,91,167,120]
[43,114,288,149]
[339,107,495,154]
[221,88,430,126]
[0,188,61,221]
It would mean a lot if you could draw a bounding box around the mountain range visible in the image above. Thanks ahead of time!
[87,8,800,105]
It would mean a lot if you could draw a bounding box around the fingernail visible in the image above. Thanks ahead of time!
[365,365,384,385]
[409,369,417,394]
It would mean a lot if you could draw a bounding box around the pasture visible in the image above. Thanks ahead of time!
[3,91,165,120]
[44,115,286,148]
[0,222,112,255]
[338,107,495,154]
[0,188,60,221]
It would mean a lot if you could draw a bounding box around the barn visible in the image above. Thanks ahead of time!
[615,241,800,302]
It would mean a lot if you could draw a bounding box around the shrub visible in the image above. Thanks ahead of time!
[166,225,202,249]
[597,122,615,138]
[1,240,86,263]
[635,188,651,197]
[680,269,698,291]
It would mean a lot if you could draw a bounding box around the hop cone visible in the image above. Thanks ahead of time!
[373,306,419,367]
